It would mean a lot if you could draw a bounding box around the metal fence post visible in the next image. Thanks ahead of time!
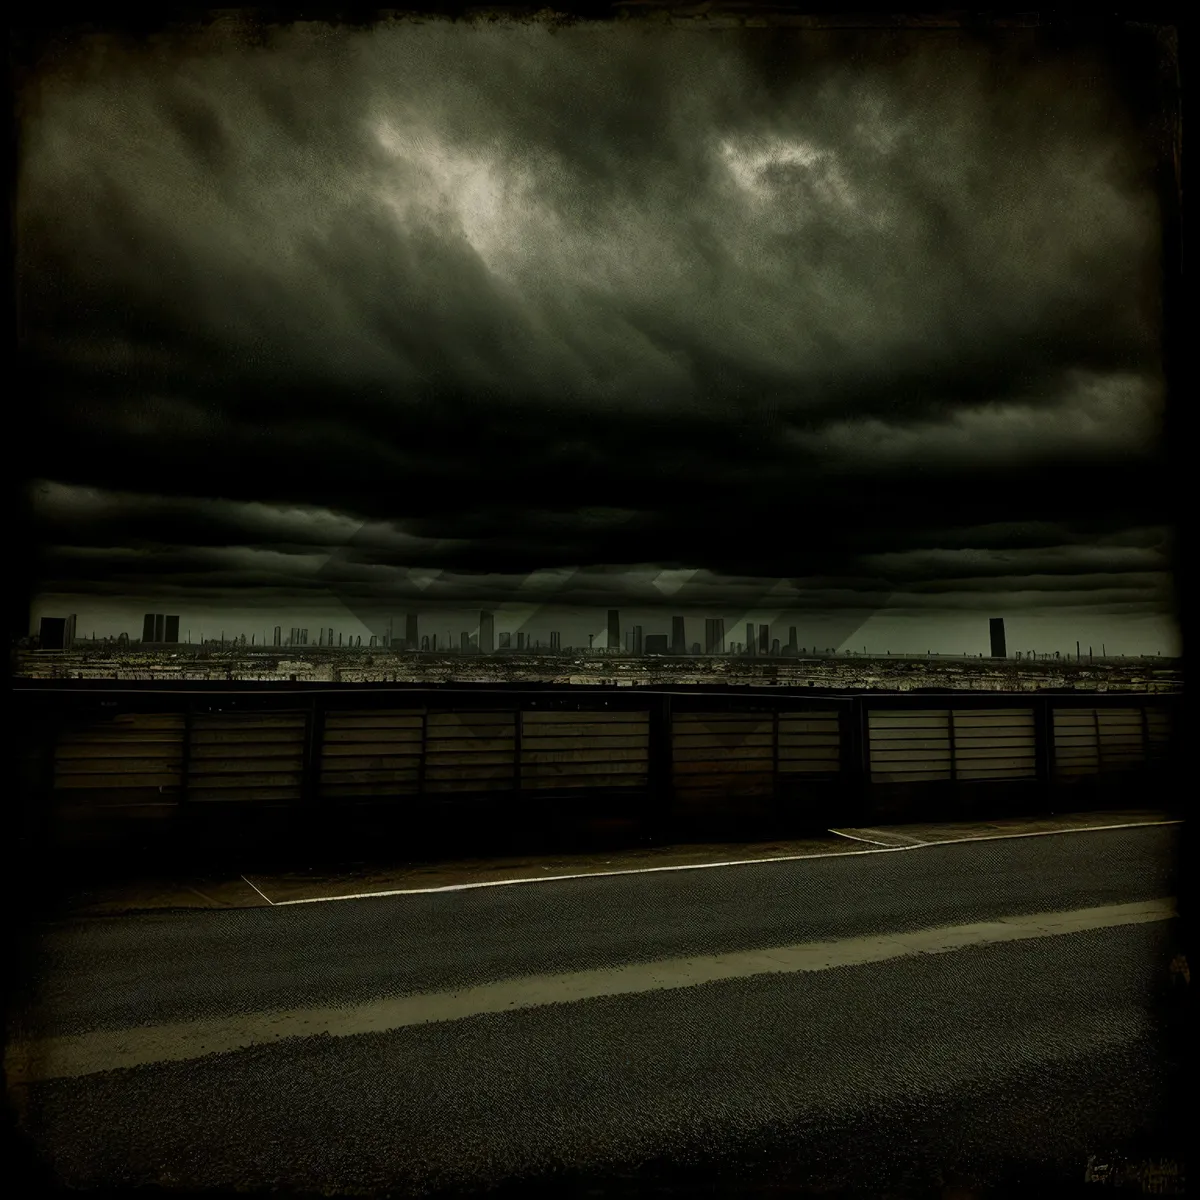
[649,694,672,839]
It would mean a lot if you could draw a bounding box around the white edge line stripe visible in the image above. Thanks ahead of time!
[262,819,1182,906]
[241,876,275,905]
[7,899,1176,1084]
[829,830,898,846]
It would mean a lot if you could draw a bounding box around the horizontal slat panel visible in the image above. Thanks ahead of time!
[323,712,424,728]
[522,747,648,765]
[522,760,648,778]
[868,712,950,726]
[54,772,182,790]
[871,748,953,763]
[321,753,420,769]
[427,712,515,727]
[868,736,951,750]
[872,770,952,783]
[674,758,774,776]
[188,757,305,774]
[323,727,423,742]
[63,714,186,731]
[187,788,299,802]
[522,711,648,724]
[672,734,772,753]
[189,741,306,759]
[524,775,647,789]
[950,744,1036,763]
[189,730,305,747]
[426,754,515,769]
[319,768,420,785]
[191,714,306,730]
[55,757,183,775]
[673,719,773,735]
[956,765,1036,780]
[423,737,515,755]
[521,734,648,751]
[321,783,420,797]
[321,742,421,758]
[424,764,515,781]
[188,772,303,788]
[56,741,183,759]
[779,757,839,773]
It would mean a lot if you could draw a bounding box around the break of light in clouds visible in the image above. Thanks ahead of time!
[15,18,1177,652]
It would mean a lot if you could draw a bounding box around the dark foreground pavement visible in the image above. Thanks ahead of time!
[7,823,1188,1198]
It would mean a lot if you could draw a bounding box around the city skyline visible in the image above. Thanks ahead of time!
[22,601,1179,660]
[14,19,1179,653]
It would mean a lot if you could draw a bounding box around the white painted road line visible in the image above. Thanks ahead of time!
[828,830,897,847]
[5,898,1176,1086]
[253,819,1181,907]
[240,876,275,906]
[831,829,928,847]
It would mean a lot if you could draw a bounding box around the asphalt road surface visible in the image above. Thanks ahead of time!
[8,823,1187,1197]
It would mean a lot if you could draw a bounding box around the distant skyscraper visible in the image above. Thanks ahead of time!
[421,635,430,651]
[164,616,179,643]
[549,631,561,651]
[705,618,725,654]
[759,624,769,655]
[499,631,511,649]
[328,627,333,647]
[645,633,668,654]
[273,626,282,648]
[406,613,419,650]
[746,622,755,655]
[460,631,470,651]
[154,614,165,642]
[771,638,780,656]
[142,614,155,643]
[516,631,525,651]
[692,642,701,655]
[608,610,621,652]
[671,616,686,654]
[788,627,797,651]
[480,611,495,653]
[65,614,77,648]
[990,618,1007,659]
[632,625,643,654]
[39,616,67,650]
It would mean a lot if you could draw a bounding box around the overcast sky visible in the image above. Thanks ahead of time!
[15,18,1179,653]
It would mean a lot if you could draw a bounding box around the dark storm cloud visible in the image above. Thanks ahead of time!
[15,19,1171,616]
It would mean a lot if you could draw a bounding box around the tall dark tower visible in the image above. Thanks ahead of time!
[705,618,725,654]
[142,614,156,643]
[671,615,685,654]
[405,613,419,650]
[164,615,180,643]
[154,614,165,642]
[608,609,621,652]
[758,624,769,655]
[479,611,495,653]
[989,617,1006,659]
[746,622,755,655]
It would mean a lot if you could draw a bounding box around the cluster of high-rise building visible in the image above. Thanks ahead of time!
[28,610,1047,661]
